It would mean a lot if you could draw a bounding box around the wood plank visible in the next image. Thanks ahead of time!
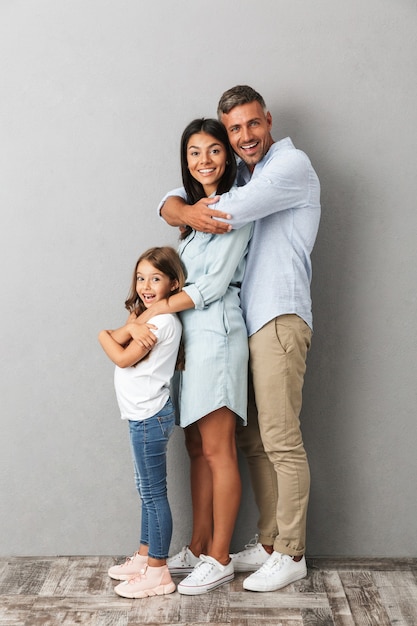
[0,558,52,595]
[0,596,35,626]
[338,570,391,626]
[301,607,336,625]
[91,609,130,626]
[231,610,303,626]
[30,610,103,626]
[321,570,355,626]
[177,586,230,624]
[52,556,110,596]
[126,592,183,625]
[32,596,134,611]
[298,566,327,594]
[0,561,8,585]
[308,557,417,571]
[39,557,71,596]
[372,569,417,626]
[230,591,329,610]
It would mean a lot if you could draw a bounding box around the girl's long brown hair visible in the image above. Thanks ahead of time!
[125,246,187,369]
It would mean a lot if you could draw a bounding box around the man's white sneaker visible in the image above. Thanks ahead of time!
[167,546,200,575]
[243,552,307,592]
[230,535,270,572]
[177,555,234,595]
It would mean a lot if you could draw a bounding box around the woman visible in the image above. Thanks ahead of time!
[130,119,252,595]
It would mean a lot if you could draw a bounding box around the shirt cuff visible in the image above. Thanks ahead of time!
[183,285,204,310]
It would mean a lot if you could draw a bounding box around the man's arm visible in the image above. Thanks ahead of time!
[215,149,319,229]
[161,196,232,234]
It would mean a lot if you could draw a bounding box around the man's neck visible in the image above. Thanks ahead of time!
[245,139,275,176]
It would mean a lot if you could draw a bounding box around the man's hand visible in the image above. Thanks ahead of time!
[162,196,232,234]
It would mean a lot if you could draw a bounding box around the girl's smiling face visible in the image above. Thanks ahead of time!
[136,259,178,308]
[187,132,227,196]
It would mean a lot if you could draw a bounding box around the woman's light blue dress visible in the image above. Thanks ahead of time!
[176,222,253,428]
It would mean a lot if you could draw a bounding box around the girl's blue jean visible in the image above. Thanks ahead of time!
[128,399,175,560]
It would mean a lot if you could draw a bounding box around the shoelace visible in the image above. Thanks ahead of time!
[189,556,221,582]
[245,535,259,549]
[255,552,285,575]
[127,565,148,584]
[119,551,139,568]
[179,546,192,563]
[243,534,260,550]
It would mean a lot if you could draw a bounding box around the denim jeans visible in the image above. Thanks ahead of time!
[128,398,175,560]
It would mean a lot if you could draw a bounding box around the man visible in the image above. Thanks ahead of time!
[161,85,321,592]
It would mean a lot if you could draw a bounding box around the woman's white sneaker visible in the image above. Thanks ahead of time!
[243,552,307,592]
[177,555,234,595]
[167,546,200,574]
[230,535,270,572]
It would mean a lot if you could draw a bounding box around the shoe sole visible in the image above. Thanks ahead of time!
[243,568,307,592]
[115,582,176,598]
[108,571,142,581]
[232,561,268,573]
[177,573,234,595]
[168,566,196,575]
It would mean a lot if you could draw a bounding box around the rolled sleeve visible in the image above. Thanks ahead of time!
[183,284,205,310]
[157,187,186,218]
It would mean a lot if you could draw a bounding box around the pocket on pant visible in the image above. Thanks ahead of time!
[274,318,293,353]
[157,414,175,439]
[275,316,311,354]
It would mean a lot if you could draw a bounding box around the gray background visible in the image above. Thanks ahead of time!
[1,0,416,558]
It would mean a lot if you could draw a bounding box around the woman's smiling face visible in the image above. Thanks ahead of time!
[186,132,227,196]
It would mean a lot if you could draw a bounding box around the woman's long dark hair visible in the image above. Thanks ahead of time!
[180,118,237,239]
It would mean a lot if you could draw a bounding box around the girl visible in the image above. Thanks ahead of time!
[98,246,185,599]
[129,119,253,595]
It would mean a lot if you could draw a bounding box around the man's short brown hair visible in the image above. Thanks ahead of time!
[217,85,266,118]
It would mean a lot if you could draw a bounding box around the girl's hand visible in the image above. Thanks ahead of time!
[127,322,158,350]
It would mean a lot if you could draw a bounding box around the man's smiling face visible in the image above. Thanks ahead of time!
[221,100,274,172]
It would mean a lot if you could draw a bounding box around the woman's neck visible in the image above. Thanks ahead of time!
[202,184,217,197]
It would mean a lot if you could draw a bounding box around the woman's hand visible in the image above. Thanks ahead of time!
[136,308,156,324]
[126,311,139,323]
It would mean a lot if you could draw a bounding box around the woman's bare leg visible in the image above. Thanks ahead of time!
[197,407,241,565]
[184,423,213,557]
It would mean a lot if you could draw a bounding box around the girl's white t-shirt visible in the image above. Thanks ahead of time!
[113,313,182,421]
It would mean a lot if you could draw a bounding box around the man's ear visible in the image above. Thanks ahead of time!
[266,111,272,131]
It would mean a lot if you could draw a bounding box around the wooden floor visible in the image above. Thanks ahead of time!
[0,556,416,625]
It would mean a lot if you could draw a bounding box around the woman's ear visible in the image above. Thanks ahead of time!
[171,280,179,292]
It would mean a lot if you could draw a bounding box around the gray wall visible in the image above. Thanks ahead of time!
[1,0,416,557]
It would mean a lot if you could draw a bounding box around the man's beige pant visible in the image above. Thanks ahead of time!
[237,314,312,556]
